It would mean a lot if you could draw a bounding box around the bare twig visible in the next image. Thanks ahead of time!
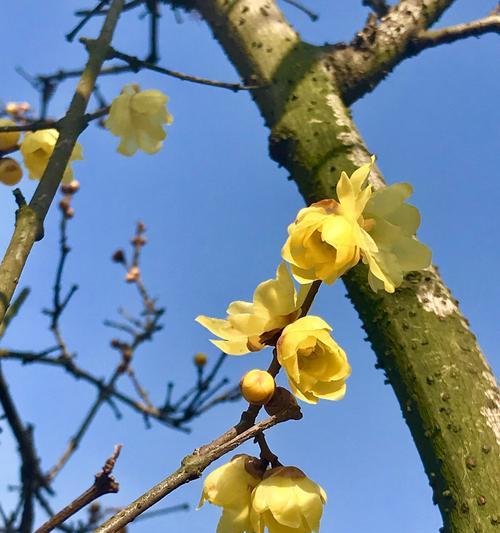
[362,0,389,18]
[409,8,500,53]
[34,446,122,533]
[282,0,318,21]
[93,404,302,532]
[107,45,261,91]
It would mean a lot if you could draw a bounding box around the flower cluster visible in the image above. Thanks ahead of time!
[199,456,326,533]
[0,85,172,187]
[196,158,431,531]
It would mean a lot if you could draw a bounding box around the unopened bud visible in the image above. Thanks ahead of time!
[64,206,75,219]
[264,386,298,416]
[240,369,275,406]
[137,221,146,233]
[61,180,80,194]
[131,235,147,247]
[110,339,122,349]
[0,158,22,186]
[112,249,126,264]
[5,102,30,116]
[194,352,207,367]
[125,266,140,283]
[59,198,70,212]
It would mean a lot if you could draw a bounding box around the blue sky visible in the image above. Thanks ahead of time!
[0,1,498,532]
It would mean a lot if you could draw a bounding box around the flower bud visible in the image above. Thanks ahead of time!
[0,158,22,186]
[111,249,126,264]
[193,352,207,367]
[0,120,21,152]
[61,179,80,194]
[125,266,140,283]
[240,369,275,405]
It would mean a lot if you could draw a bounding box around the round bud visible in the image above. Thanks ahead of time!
[61,180,80,195]
[240,369,275,406]
[193,352,207,367]
[0,158,22,186]
[125,266,140,283]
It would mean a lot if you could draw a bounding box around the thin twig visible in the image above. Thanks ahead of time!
[34,446,122,533]
[282,0,318,21]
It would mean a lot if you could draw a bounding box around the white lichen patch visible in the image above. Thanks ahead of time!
[309,118,323,124]
[325,91,385,189]
[416,266,460,318]
[480,371,500,445]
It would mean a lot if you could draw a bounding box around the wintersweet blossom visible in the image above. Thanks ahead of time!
[282,158,431,292]
[20,129,83,183]
[0,119,21,151]
[105,84,173,156]
[0,158,23,186]
[276,316,351,404]
[251,466,327,533]
[198,455,264,533]
[362,182,432,292]
[196,263,310,355]
[282,159,376,285]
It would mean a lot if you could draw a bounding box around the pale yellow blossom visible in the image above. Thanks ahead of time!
[0,119,21,151]
[199,455,263,533]
[276,316,351,404]
[196,263,310,355]
[251,466,327,533]
[20,129,83,183]
[105,84,173,156]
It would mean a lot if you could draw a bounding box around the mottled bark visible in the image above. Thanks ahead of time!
[192,1,500,531]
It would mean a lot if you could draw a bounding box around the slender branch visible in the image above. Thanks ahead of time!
[0,365,48,533]
[282,0,318,21]
[107,45,260,91]
[0,288,30,340]
[409,8,500,53]
[0,107,109,134]
[0,0,125,326]
[93,404,302,532]
[34,446,122,533]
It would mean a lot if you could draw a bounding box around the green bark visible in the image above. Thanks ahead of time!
[192,1,500,531]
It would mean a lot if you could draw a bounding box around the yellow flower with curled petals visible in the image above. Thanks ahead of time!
[276,316,351,404]
[20,129,83,184]
[196,263,310,355]
[105,84,173,156]
[0,119,21,151]
[199,455,264,533]
[282,158,376,285]
[362,182,432,293]
[251,466,327,533]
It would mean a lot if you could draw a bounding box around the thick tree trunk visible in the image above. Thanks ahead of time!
[193,1,500,531]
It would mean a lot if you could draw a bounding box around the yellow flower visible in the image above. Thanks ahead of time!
[0,119,21,151]
[0,158,23,186]
[282,159,376,284]
[20,129,83,184]
[240,369,276,405]
[196,263,310,355]
[362,183,432,292]
[105,84,173,156]
[251,466,327,533]
[199,455,264,533]
[276,316,351,404]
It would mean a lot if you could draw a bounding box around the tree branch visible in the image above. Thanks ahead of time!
[0,0,125,326]
[409,8,500,54]
[326,0,459,104]
[34,445,122,533]
[93,404,302,532]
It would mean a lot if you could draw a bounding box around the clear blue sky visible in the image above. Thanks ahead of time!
[0,1,498,532]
